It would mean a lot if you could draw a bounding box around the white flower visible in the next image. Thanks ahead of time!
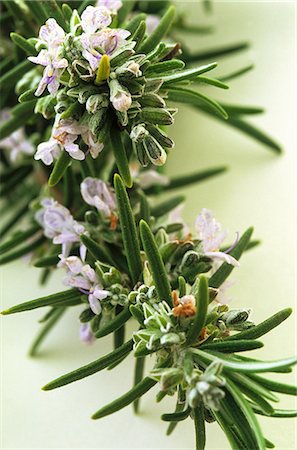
[35,198,85,256]
[59,255,110,314]
[195,209,239,267]
[0,110,34,162]
[34,138,61,165]
[81,6,112,34]
[96,0,122,14]
[80,177,116,217]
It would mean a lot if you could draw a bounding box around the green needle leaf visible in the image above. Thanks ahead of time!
[146,166,227,194]
[0,236,45,266]
[226,308,292,341]
[91,376,157,420]
[192,349,297,373]
[125,13,146,34]
[111,128,132,188]
[42,0,69,31]
[138,6,176,54]
[200,339,263,353]
[48,151,72,187]
[167,87,228,119]
[0,60,32,90]
[10,32,37,55]
[219,64,255,82]
[226,380,266,450]
[252,406,297,418]
[80,234,116,266]
[194,401,206,450]
[117,0,136,26]
[161,407,191,422]
[196,76,229,90]
[156,63,217,85]
[186,276,209,345]
[34,255,60,268]
[29,307,66,357]
[133,356,145,413]
[183,42,250,63]
[140,220,172,305]
[150,195,185,217]
[1,289,81,315]
[43,339,133,391]
[114,174,142,284]
[248,374,297,396]
[0,224,40,254]
[228,372,279,403]
[95,307,131,339]
[209,227,253,289]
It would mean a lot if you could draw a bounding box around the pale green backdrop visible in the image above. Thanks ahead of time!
[1,1,296,449]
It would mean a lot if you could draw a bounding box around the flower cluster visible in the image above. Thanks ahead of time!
[28,4,179,168]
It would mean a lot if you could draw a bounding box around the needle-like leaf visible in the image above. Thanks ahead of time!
[1,289,81,315]
[167,87,228,119]
[186,276,209,345]
[29,307,66,357]
[192,349,297,373]
[138,6,176,54]
[114,174,142,284]
[194,401,206,450]
[48,151,72,187]
[111,128,132,188]
[92,376,157,419]
[43,339,133,390]
[200,339,263,353]
[226,308,292,341]
[140,220,172,305]
[95,307,131,338]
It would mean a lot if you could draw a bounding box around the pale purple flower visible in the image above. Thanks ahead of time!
[80,28,130,73]
[81,129,104,158]
[59,255,110,314]
[146,15,160,35]
[168,204,190,237]
[35,116,85,164]
[38,18,65,49]
[52,118,86,160]
[214,280,235,305]
[28,19,68,96]
[34,138,61,165]
[79,323,94,344]
[136,169,170,190]
[0,110,34,162]
[96,0,122,14]
[81,6,112,34]
[80,177,116,217]
[35,199,85,256]
[195,209,239,267]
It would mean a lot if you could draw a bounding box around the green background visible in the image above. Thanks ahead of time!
[1,1,296,449]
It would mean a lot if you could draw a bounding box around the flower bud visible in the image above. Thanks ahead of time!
[86,94,107,113]
[143,135,167,166]
[130,124,149,143]
[109,79,132,112]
